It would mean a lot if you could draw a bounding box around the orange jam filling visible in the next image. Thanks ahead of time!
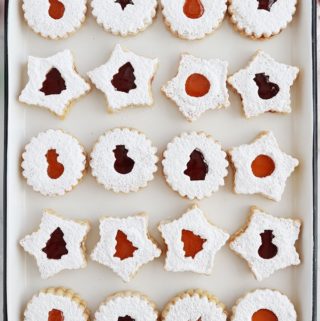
[113,145,135,174]
[48,0,65,20]
[251,154,275,178]
[181,229,206,259]
[185,73,210,97]
[252,309,278,321]
[48,309,64,321]
[183,0,204,19]
[114,230,138,260]
[184,149,208,181]
[258,230,278,259]
[46,149,64,179]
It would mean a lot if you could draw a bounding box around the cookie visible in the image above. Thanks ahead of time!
[21,129,86,196]
[162,290,227,321]
[229,131,299,201]
[162,54,229,121]
[88,44,158,112]
[91,0,157,36]
[91,213,161,282]
[228,0,297,39]
[20,209,90,279]
[19,50,90,118]
[22,0,87,39]
[231,289,297,321]
[90,128,158,193]
[228,51,299,118]
[229,207,301,280]
[159,205,229,274]
[23,287,89,321]
[162,132,228,200]
[161,0,227,40]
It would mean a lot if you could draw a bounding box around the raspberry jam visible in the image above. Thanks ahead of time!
[42,228,68,260]
[40,68,66,96]
[113,145,135,174]
[48,309,64,321]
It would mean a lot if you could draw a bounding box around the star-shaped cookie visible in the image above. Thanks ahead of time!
[19,50,90,118]
[91,213,161,282]
[88,44,158,112]
[158,205,229,274]
[229,207,301,280]
[228,51,299,118]
[229,131,299,201]
[162,54,229,121]
[20,209,90,279]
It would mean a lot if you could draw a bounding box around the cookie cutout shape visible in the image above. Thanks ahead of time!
[20,209,90,279]
[19,50,90,117]
[161,0,227,40]
[229,207,300,280]
[22,0,87,39]
[163,132,228,200]
[229,131,298,201]
[21,129,86,196]
[88,44,158,112]
[228,0,297,39]
[91,0,157,36]
[162,54,229,121]
[231,289,297,321]
[159,205,229,274]
[24,288,89,321]
[90,128,158,193]
[91,213,161,282]
[228,51,299,118]
[162,290,227,321]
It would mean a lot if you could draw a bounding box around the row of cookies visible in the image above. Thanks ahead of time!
[20,206,301,282]
[23,0,297,40]
[19,45,299,120]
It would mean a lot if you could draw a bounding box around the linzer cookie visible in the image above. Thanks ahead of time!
[159,205,229,274]
[90,128,158,193]
[162,132,228,200]
[162,54,229,121]
[228,0,297,39]
[20,209,90,279]
[229,131,299,201]
[161,0,227,40]
[229,207,301,280]
[19,50,90,118]
[91,213,161,282]
[88,44,158,112]
[21,129,86,196]
[91,0,157,36]
[23,288,89,321]
[228,51,299,118]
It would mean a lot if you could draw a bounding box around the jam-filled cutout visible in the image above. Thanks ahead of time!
[118,316,135,321]
[48,309,64,321]
[114,230,138,260]
[257,0,278,12]
[184,149,208,181]
[42,227,68,260]
[258,230,278,259]
[113,145,135,174]
[46,149,65,179]
[254,73,279,100]
[181,229,206,258]
[111,62,137,93]
[40,68,66,96]
[183,0,205,19]
[252,309,278,321]
[115,0,134,10]
[251,154,275,178]
[48,0,65,20]
[185,73,211,97]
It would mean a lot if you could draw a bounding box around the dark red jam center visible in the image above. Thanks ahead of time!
[181,229,206,258]
[42,227,68,260]
[115,0,134,10]
[257,0,278,11]
[113,145,135,174]
[40,68,66,96]
[258,230,278,259]
[111,62,137,93]
[48,0,65,19]
[251,154,275,178]
[254,73,279,100]
[185,73,211,97]
[48,309,64,321]
[184,149,208,181]
[252,309,278,321]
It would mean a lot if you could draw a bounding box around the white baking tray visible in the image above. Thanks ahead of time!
[4,0,318,320]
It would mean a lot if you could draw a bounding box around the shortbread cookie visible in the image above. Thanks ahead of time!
[19,50,90,117]
[91,213,161,282]
[159,205,229,274]
[228,0,297,39]
[88,44,158,112]
[229,207,301,280]
[229,131,298,201]
[91,0,157,36]
[21,129,86,196]
[95,292,158,321]
[90,128,158,193]
[20,209,90,279]
[228,51,299,118]
[162,132,228,200]
[162,54,229,121]
[162,290,227,321]
[23,288,89,321]
[231,289,297,321]
[22,0,87,39]
[161,0,227,40]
